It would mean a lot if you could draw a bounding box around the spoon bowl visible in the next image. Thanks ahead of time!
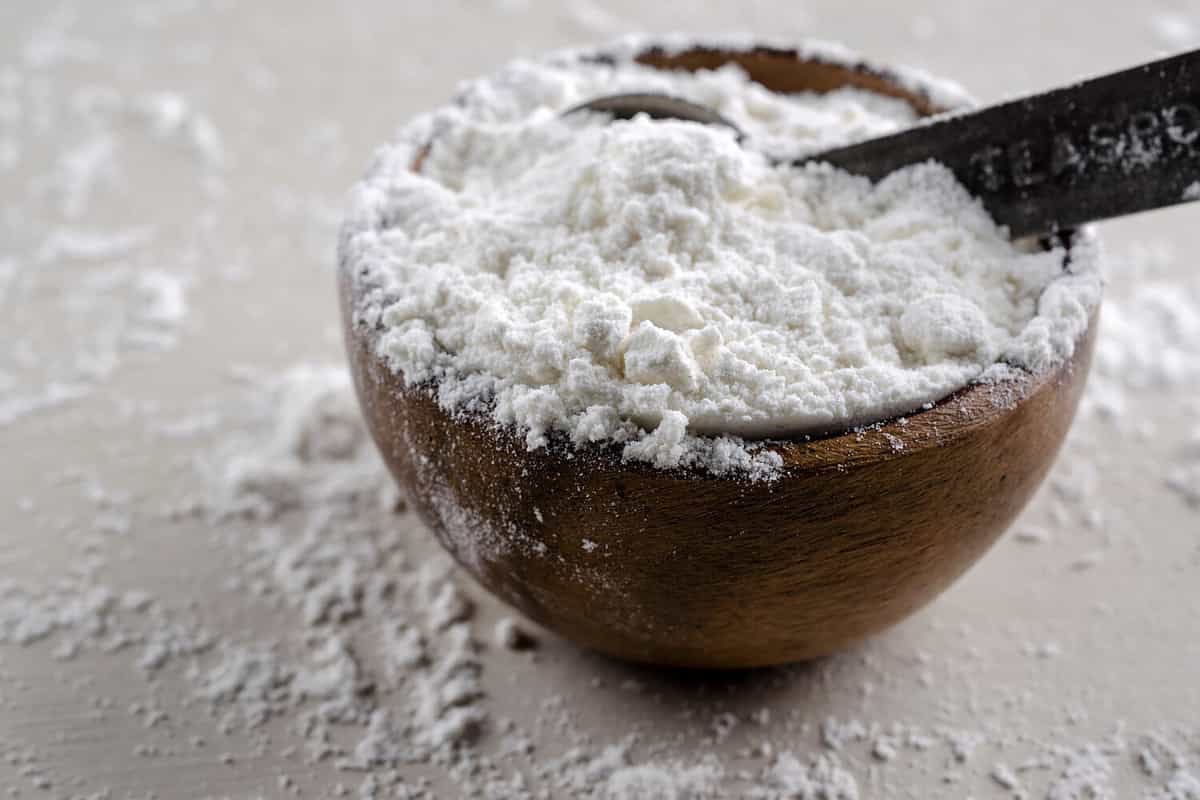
[563,92,747,139]
[342,44,1100,668]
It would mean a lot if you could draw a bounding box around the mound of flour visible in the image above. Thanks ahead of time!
[340,38,1101,476]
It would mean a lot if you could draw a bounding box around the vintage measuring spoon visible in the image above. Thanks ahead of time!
[565,49,1200,237]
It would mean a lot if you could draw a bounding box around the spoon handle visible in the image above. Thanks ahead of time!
[805,49,1200,238]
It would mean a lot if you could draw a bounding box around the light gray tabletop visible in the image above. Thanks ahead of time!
[1,1,1198,798]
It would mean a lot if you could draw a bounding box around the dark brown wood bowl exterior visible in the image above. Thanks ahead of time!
[340,45,1099,668]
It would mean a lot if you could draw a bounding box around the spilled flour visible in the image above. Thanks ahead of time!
[7,344,1200,797]
[206,367,492,767]
[341,36,1102,476]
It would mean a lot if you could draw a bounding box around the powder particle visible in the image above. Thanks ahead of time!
[54,135,116,218]
[1014,525,1051,544]
[342,38,1101,477]
[562,0,627,35]
[871,736,898,762]
[1046,743,1118,800]
[820,717,868,751]
[1150,772,1200,800]
[134,270,188,327]
[384,623,426,672]
[603,759,724,799]
[991,762,1021,790]
[36,226,153,263]
[423,568,475,631]
[942,728,984,763]
[757,752,859,799]
[135,91,225,167]
[1025,640,1063,659]
[1137,734,1187,778]
[493,617,537,651]
[1069,551,1104,572]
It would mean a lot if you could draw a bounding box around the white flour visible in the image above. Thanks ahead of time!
[341,38,1102,475]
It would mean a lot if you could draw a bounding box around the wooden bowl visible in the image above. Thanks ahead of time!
[340,44,1099,669]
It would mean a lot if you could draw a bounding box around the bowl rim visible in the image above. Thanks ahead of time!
[339,38,1101,480]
